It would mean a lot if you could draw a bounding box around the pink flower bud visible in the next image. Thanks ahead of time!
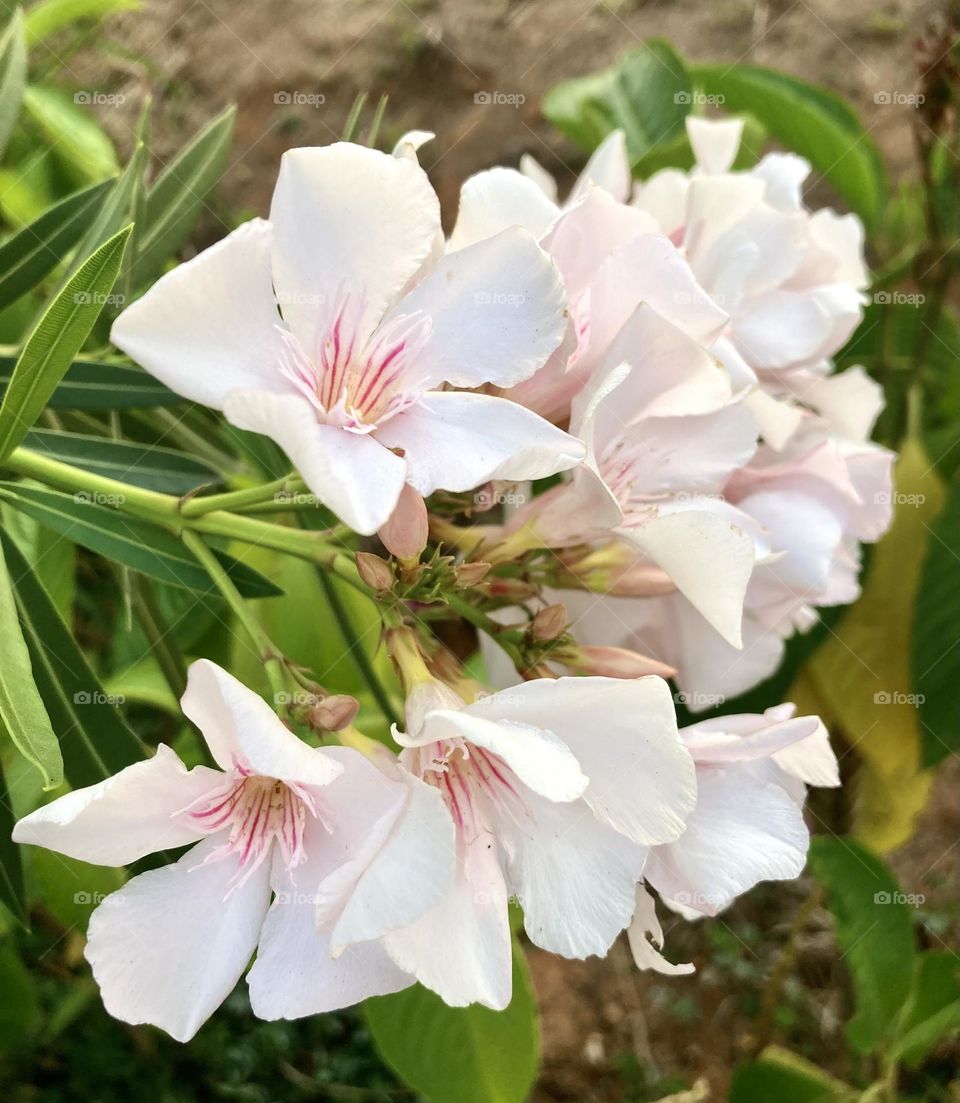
[455,561,492,587]
[308,694,360,732]
[356,551,394,591]
[530,603,567,642]
[378,484,428,562]
[570,645,677,679]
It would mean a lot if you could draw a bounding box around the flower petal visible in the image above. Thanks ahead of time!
[465,676,696,846]
[628,884,695,975]
[570,129,632,202]
[383,830,513,1009]
[84,836,272,1041]
[389,227,567,390]
[449,168,559,250]
[645,764,809,916]
[13,745,220,866]
[270,143,440,351]
[110,219,289,409]
[373,391,584,497]
[223,390,407,534]
[687,116,744,176]
[180,660,342,787]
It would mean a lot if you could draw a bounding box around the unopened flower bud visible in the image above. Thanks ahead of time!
[308,694,360,732]
[356,551,394,591]
[378,484,428,563]
[530,603,567,642]
[455,561,492,587]
[569,645,677,679]
[486,577,538,601]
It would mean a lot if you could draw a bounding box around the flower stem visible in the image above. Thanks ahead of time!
[179,473,307,518]
[180,529,289,702]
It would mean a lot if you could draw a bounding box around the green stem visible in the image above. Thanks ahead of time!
[130,574,187,699]
[180,530,288,701]
[443,590,525,670]
[179,473,306,518]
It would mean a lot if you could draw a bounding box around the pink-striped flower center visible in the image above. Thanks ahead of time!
[180,767,320,890]
[277,288,432,433]
[413,739,527,841]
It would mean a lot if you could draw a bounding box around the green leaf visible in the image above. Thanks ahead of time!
[891,951,960,1066]
[24,0,138,45]
[0,180,111,311]
[544,42,691,163]
[22,429,222,494]
[0,225,131,461]
[692,64,887,232]
[0,482,283,598]
[0,10,27,160]
[0,355,180,409]
[913,482,960,766]
[131,105,236,288]
[729,1046,854,1103]
[808,836,916,1054]
[0,528,146,788]
[0,750,29,928]
[0,534,62,789]
[365,949,539,1103]
[21,84,119,185]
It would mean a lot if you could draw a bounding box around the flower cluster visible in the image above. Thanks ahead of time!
[14,123,887,1040]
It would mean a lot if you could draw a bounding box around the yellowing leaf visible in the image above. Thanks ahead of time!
[795,438,943,852]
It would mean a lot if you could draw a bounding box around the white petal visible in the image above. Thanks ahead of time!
[449,168,559,250]
[622,508,757,647]
[686,116,743,175]
[519,152,560,203]
[373,391,584,497]
[681,714,821,764]
[223,390,407,534]
[628,884,694,975]
[731,290,837,370]
[181,660,342,787]
[570,130,632,202]
[752,152,810,210]
[645,764,809,916]
[389,227,567,390]
[500,789,647,958]
[773,721,840,787]
[405,706,589,804]
[85,836,272,1041]
[110,219,289,409]
[466,676,695,846]
[270,144,440,351]
[13,745,220,866]
[383,831,513,1009]
[247,815,413,1021]
[392,130,434,160]
[631,168,689,237]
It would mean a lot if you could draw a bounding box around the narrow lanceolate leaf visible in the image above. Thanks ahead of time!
[0,9,27,160]
[0,535,63,790]
[22,429,223,494]
[23,0,139,46]
[0,530,147,788]
[693,64,887,233]
[130,105,236,288]
[913,483,960,767]
[0,748,29,928]
[0,483,283,598]
[0,225,131,461]
[0,180,111,311]
[21,84,118,185]
[809,836,916,1055]
[365,949,539,1103]
[0,356,180,409]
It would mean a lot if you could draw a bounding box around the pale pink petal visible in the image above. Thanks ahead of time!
[180,660,342,787]
[85,836,272,1041]
[110,219,289,409]
[628,884,695,975]
[519,152,560,203]
[449,168,559,250]
[686,116,743,176]
[373,391,584,497]
[269,144,440,351]
[223,390,407,534]
[13,745,220,865]
[570,129,632,202]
